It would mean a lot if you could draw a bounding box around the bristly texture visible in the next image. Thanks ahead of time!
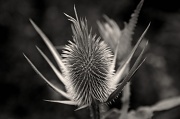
[62,11,115,106]
[25,2,148,109]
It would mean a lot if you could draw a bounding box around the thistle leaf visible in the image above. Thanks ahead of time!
[128,96,180,119]
[112,23,150,85]
[150,96,180,111]
[23,54,70,99]
[122,0,144,41]
[125,41,148,79]
[29,19,67,72]
[36,46,68,86]
[128,108,153,119]
[44,100,77,105]
[117,0,144,61]
[75,104,89,111]
[107,23,150,102]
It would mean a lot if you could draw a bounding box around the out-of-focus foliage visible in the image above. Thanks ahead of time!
[97,0,143,63]
[103,96,180,119]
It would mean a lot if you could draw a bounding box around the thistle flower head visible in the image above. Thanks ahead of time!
[24,4,149,108]
[62,10,115,106]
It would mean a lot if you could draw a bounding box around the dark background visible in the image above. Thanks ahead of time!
[0,0,180,119]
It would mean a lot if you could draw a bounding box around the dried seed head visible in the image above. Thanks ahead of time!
[62,9,115,106]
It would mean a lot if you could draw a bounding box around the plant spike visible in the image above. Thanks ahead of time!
[107,41,147,102]
[112,23,150,85]
[124,41,148,82]
[36,46,68,86]
[44,100,77,105]
[107,23,150,102]
[75,105,89,111]
[23,54,70,99]
[29,19,67,72]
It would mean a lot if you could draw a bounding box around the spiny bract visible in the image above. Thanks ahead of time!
[24,4,149,108]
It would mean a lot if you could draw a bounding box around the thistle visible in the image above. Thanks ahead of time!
[24,5,149,119]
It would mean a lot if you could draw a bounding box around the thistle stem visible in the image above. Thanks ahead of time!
[89,101,100,119]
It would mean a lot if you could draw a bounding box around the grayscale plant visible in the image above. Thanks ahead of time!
[24,0,150,119]
[97,0,143,63]
[97,1,144,119]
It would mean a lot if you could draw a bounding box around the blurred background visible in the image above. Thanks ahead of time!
[0,0,180,119]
